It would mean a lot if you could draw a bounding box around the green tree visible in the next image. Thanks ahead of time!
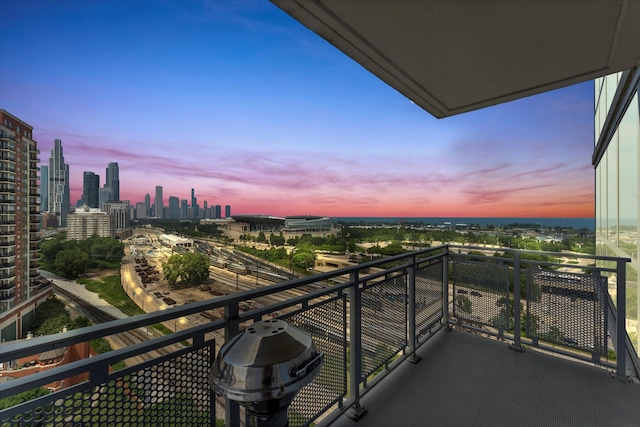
[270,233,285,246]
[257,231,266,243]
[162,253,210,288]
[292,251,316,270]
[32,297,68,332]
[39,234,66,266]
[0,388,49,410]
[162,254,183,288]
[87,236,124,263]
[71,315,92,329]
[36,314,71,336]
[54,248,91,278]
[181,252,210,286]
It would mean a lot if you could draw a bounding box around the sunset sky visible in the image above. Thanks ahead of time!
[1,0,595,218]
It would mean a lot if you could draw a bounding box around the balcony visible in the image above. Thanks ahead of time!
[0,291,15,301]
[1,246,639,426]
[0,132,15,142]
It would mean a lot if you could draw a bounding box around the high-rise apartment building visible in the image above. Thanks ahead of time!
[154,186,163,218]
[191,188,198,219]
[144,193,151,217]
[168,196,180,219]
[135,202,147,219]
[105,162,119,202]
[180,199,188,219]
[103,201,130,231]
[48,138,70,227]
[225,205,231,218]
[0,110,47,338]
[67,208,116,240]
[594,70,640,356]
[98,187,110,211]
[215,205,221,219]
[82,171,99,208]
[40,165,48,213]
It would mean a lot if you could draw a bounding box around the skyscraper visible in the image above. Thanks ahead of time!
[215,205,221,219]
[105,162,119,202]
[191,188,198,219]
[144,193,151,217]
[180,199,188,219]
[82,171,99,208]
[136,202,147,219]
[0,110,43,333]
[154,186,163,218]
[98,187,110,211]
[168,196,180,219]
[48,138,70,226]
[225,205,231,218]
[40,165,48,213]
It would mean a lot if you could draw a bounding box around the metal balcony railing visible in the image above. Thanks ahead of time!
[0,246,635,427]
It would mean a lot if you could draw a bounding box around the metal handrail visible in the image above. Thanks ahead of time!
[0,245,634,427]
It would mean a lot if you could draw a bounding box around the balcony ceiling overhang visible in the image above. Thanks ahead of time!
[271,0,640,118]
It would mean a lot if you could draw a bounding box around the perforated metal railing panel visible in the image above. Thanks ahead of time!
[526,268,607,355]
[415,261,444,337]
[287,296,347,427]
[1,346,215,427]
[452,260,510,332]
[360,274,407,379]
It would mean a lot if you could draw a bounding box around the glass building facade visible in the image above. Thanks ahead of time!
[594,69,640,356]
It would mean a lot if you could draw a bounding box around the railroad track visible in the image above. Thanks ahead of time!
[53,284,173,357]
[53,284,119,323]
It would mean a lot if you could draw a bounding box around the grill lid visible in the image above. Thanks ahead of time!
[210,319,323,406]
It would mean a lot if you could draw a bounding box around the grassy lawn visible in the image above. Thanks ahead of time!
[77,274,144,317]
[78,274,176,337]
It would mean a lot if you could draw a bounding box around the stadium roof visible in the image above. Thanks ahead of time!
[230,215,286,225]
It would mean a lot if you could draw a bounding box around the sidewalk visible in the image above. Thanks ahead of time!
[39,270,129,320]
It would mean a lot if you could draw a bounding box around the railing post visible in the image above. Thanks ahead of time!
[408,256,421,363]
[616,259,627,379]
[347,271,367,421]
[443,247,450,328]
[209,341,218,427]
[510,252,524,351]
[223,302,241,427]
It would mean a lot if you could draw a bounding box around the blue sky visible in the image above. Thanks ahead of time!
[1,0,594,217]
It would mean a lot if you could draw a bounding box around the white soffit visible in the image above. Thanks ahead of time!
[272,0,640,118]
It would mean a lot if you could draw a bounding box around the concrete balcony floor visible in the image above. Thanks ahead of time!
[328,329,640,427]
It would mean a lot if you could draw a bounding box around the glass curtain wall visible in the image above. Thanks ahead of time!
[595,73,640,353]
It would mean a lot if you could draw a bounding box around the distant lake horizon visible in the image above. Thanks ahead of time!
[331,217,595,231]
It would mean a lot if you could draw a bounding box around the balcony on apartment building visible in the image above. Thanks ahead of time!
[1,246,639,427]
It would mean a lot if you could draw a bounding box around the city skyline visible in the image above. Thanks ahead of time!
[0,1,594,218]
